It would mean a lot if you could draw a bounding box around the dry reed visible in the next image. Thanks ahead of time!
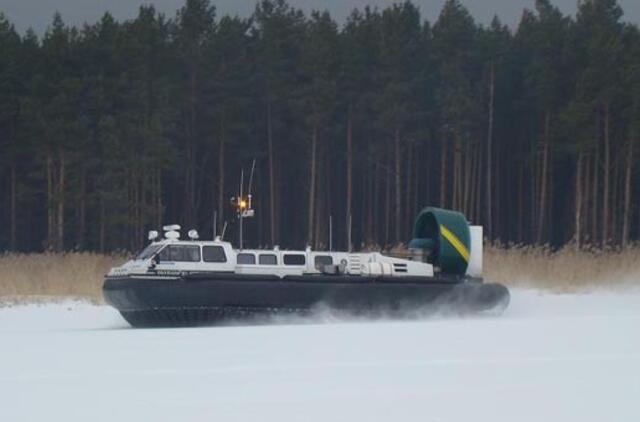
[1,245,639,304]
[376,243,640,292]
[485,244,640,292]
[0,252,127,304]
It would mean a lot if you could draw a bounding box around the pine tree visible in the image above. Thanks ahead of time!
[0,13,22,250]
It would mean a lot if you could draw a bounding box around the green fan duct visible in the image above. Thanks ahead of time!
[408,207,471,275]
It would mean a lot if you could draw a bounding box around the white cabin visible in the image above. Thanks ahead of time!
[108,226,483,279]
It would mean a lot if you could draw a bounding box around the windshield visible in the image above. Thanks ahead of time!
[135,244,164,260]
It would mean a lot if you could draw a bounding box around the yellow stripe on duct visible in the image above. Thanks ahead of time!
[440,224,470,262]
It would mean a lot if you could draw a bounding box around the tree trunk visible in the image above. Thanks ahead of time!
[314,154,323,250]
[413,145,420,227]
[132,174,138,251]
[185,61,198,229]
[486,61,495,240]
[184,142,191,227]
[156,169,163,229]
[366,162,373,244]
[537,112,550,244]
[575,152,583,249]
[126,169,132,249]
[156,169,164,229]
[530,141,537,243]
[494,137,502,240]
[583,155,591,242]
[469,144,477,222]
[325,155,332,250]
[405,142,413,237]
[56,149,65,252]
[440,138,447,207]
[76,166,86,250]
[217,135,225,233]
[518,165,524,243]
[46,153,53,251]
[622,137,634,248]
[346,104,353,250]
[416,146,426,233]
[99,195,105,253]
[385,147,391,245]
[307,124,318,246]
[592,136,600,244]
[452,138,460,210]
[372,160,380,244]
[475,144,482,228]
[602,103,610,245]
[394,126,401,243]
[463,142,472,217]
[138,174,145,250]
[267,100,276,246]
[10,164,17,250]
[611,147,620,243]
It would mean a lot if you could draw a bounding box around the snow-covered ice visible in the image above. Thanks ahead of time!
[0,289,639,422]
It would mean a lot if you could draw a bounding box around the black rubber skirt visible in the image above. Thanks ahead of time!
[103,273,510,327]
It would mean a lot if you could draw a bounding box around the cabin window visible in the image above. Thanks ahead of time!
[203,246,227,263]
[158,245,201,262]
[283,254,306,266]
[314,255,333,270]
[136,244,163,260]
[259,254,278,265]
[237,253,256,265]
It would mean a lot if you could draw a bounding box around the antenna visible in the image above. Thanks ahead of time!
[221,221,228,240]
[247,158,256,198]
[246,158,256,214]
[231,159,257,250]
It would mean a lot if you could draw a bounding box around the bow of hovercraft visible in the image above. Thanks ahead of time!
[103,208,509,327]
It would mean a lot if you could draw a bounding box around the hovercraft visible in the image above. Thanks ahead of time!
[103,207,510,327]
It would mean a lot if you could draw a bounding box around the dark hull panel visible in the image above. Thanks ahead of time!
[103,273,510,327]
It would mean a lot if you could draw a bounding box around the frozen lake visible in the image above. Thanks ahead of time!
[1,289,639,422]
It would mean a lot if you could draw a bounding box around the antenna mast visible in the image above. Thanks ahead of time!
[231,159,257,250]
[239,169,244,249]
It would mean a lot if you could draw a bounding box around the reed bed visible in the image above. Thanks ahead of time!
[0,246,639,304]
[484,244,640,292]
[0,252,127,304]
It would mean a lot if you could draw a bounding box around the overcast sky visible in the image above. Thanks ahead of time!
[2,0,639,35]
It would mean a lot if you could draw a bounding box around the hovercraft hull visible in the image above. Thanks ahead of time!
[103,273,510,327]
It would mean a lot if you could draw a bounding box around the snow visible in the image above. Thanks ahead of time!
[0,289,639,422]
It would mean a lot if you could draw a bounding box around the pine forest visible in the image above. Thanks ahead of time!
[0,0,639,253]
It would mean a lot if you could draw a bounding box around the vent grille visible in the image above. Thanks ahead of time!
[347,255,361,274]
[393,263,408,273]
